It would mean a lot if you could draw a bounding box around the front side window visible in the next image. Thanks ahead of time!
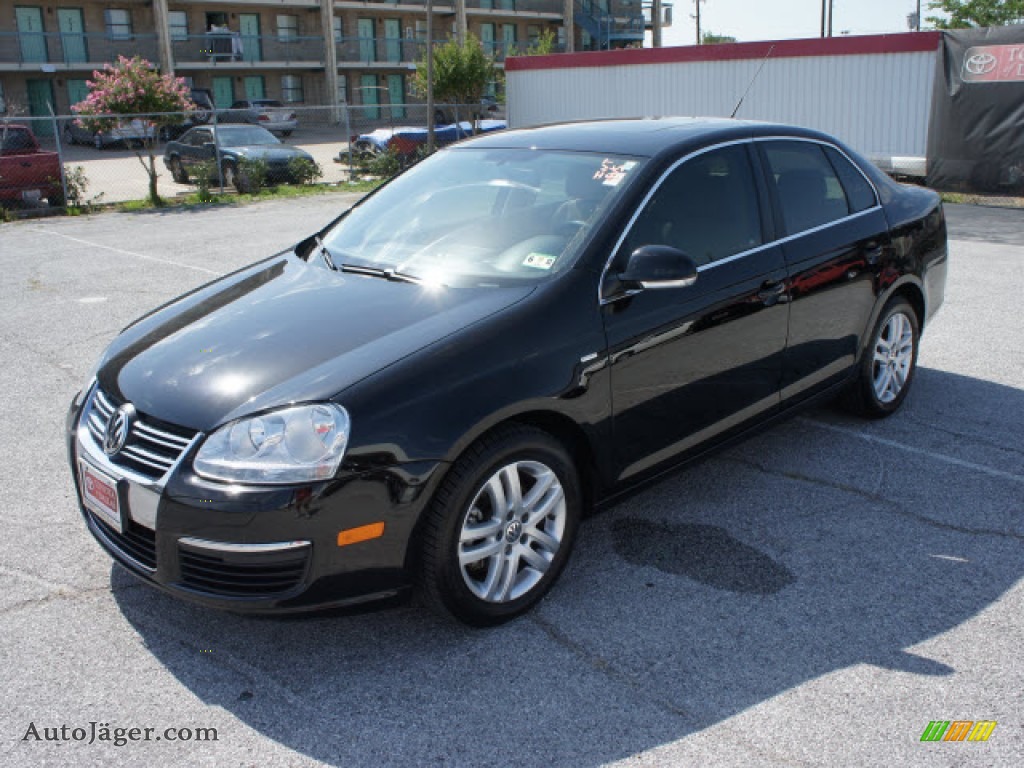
[105,9,132,40]
[322,148,646,286]
[762,141,852,235]
[620,144,763,268]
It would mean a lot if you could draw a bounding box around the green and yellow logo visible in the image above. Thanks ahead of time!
[921,720,997,742]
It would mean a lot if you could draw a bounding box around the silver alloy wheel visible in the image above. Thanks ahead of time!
[223,163,236,189]
[458,460,567,603]
[872,311,914,403]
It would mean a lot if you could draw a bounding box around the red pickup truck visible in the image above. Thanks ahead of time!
[0,125,63,207]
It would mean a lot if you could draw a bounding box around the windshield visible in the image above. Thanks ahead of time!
[217,126,279,147]
[322,148,644,286]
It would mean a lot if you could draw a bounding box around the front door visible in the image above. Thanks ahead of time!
[26,79,55,136]
[239,14,261,62]
[387,74,404,118]
[501,24,516,59]
[480,23,495,57]
[384,18,401,63]
[212,77,234,109]
[601,143,789,482]
[358,19,376,62]
[360,74,379,119]
[67,78,89,109]
[243,76,265,101]
[16,7,47,64]
[58,8,87,64]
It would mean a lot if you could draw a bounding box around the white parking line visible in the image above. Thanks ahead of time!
[35,229,221,276]
[801,418,1024,485]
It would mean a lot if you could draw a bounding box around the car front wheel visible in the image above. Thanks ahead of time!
[222,162,247,193]
[418,426,580,626]
[169,157,188,183]
[845,296,920,417]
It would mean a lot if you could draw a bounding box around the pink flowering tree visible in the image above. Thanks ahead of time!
[72,56,194,206]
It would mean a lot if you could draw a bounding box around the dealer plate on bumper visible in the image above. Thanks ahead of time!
[79,459,122,533]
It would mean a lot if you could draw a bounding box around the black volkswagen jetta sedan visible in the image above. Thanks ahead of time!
[68,118,947,625]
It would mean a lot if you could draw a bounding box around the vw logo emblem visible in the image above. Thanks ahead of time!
[103,403,135,456]
[964,52,997,76]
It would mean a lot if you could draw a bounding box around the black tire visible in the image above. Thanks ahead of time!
[418,425,581,626]
[281,130,293,138]
[843,297,920,418]
[62,126,75,146]
[92,133,103,150]
[223,162,247,193]
[434,109,447,125]
[169,156,188,184]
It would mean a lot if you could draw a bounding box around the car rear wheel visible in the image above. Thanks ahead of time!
[222,162,247,193]
[418,425,580,626]
[844,297,919,418]
[169,157,188,184]
[93,133,103,150]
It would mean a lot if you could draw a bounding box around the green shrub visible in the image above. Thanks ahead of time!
[236,156,269,193]
[287,157,323,186]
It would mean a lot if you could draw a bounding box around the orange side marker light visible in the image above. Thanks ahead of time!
[337,522,385,547]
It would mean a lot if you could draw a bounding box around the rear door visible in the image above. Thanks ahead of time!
[757,139,889,402]
[601,143,790,482]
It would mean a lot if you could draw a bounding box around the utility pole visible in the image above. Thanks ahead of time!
[456,0,467,45]
[653,0,663,48]
[427,0,435,151]
[694,0,704,45]
[915,0,922,31]
[827,0,834,37]
[820,0,826,37]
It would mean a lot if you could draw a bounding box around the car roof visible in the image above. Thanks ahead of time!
[454,117,836,158]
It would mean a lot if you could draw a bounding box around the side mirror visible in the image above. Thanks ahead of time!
[617,245,698,291]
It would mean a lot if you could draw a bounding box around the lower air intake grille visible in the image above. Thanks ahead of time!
[177,542,310,598]
[89,512,157,571]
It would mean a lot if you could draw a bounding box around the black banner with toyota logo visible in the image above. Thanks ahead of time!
[926,26,1024,193]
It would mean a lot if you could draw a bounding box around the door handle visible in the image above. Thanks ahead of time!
[757,279,788,305]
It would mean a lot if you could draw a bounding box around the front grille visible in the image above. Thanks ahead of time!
[178,543,310,598]
[86,388,198,481]
[88,511,157,571]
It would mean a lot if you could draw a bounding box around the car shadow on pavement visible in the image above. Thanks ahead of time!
[112,367,1024,766]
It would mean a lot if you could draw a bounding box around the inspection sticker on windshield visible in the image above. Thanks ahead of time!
[523,253,556,270]
[593,159,637,187]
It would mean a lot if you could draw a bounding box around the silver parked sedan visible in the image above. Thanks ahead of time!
[220,100,298,136]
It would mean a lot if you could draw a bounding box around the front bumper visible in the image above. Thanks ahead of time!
[67,387,444,613]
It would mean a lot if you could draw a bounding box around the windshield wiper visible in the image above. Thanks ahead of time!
[337,262,424,285]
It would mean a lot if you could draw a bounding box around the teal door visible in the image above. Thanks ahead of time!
[26,79,55,136]
[244,76,265,101]
[387,74,404,118]
[502,24,516,59]
[67,78,90,109]
[384,19,400,63]
[239,14,261,62]
[480,23,495,58]
[360,74,379,119]
[212,76,234,108]
[16,7,48,64]
[358,19,375,63]
[58,9,87,64]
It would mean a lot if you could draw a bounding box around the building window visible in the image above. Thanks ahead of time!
[527,25,541,46]
[277,15,298,42]
[168,11,188,42]
[104,9,132,40]
[281,75,303,103]
[333,17,343,43]
[337,74,347,104]
[105,9,132,40]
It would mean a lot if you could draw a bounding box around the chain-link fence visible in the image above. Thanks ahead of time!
[0,102,505,215]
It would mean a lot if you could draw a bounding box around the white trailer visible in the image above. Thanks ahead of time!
[505,32,942,177]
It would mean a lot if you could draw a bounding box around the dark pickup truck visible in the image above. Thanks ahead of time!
[0,125,63,207]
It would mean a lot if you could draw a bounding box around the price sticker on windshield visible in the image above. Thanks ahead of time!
[593,159,638,187]
[523,253,556,270]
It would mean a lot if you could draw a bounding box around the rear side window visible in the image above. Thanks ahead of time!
[762,141,851,235]
[621,144,763,268]
[824,146,877,213]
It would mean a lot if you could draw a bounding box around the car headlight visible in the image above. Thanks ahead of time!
[194,403,351,484]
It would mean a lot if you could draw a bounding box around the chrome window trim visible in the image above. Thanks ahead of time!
[598,135,883,305]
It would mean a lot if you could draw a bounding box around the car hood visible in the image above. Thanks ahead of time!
[98,254,534,432]
[228,145,309,162]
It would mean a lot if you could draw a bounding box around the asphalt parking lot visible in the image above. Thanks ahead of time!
[1,199,1021,767]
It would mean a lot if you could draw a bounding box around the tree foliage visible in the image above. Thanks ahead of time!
[72,56,194,206]
[926,0,1024,28]
[411,35,499,124]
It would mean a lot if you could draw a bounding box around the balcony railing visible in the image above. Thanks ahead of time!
[333,0,562,11]
[335,37,556,64]
[0,31,159,66]
[171,34,324,64]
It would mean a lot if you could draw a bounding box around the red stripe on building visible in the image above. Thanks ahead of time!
[505,31,942,71]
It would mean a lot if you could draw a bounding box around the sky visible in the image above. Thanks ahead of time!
[654,0,932,46]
